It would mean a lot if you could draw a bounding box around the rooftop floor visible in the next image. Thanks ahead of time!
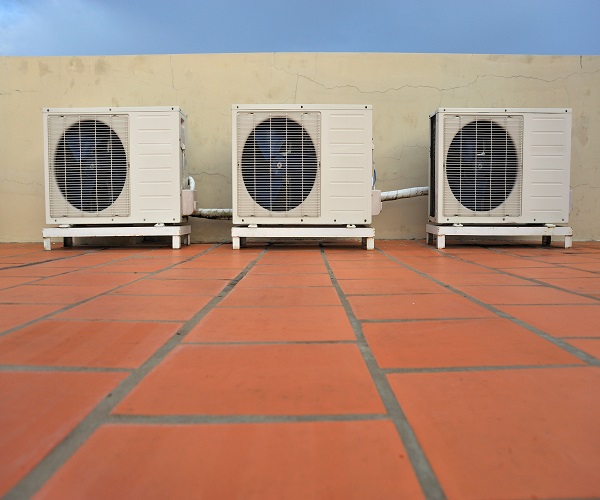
[1,239,599,499]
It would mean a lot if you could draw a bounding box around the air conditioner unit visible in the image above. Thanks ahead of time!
[429,108,572,225]
[44,106,194,226]
[232,104,374,226]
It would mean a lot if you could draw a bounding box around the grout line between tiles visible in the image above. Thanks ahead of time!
[383,363,586,374]
[0,244,222,338]
[378,248,600,367]
[4,245,266,500]
[107,413,389,425]
[491,271,600,303]
[181,340,357,346]
[0,365,132,373]
[0,248,107,270]
[362,316,499,324]
[414,241,600,302]
[320,247,446,500]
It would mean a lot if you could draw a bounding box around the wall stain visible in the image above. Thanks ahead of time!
[38,61,50,78]
[95,58,110,75]
[68,57,85,73]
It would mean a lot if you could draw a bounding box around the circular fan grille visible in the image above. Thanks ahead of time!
[446,120,518,212]
[241,117,317,212]
[54,120,127,213]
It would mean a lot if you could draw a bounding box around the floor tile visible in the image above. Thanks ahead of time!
[538,277,600,295]
[338,278,450,295]
[0,276,37,290]
[327,259,400,269]
[324,251,392,262]
[54,295,211,322]
[0,371,125,496]
[530,254,600,264]
[236,273,332,288]
[195,248,262,260]
[498,304,600,338]
[0,244,44,257]
[247,264,328,275]
[219,287,341,307]
[175,258,256,269]
[388,368,600,499]
[430,272,531,286]
[113,344,384,415]
[348,294,495,321]
[37,271,142,287]
[0,284,117,305]
[458,257,553,269]
[0,254,56,266]
[0,320,180,368]
[36,421,423,500]
[186,306,355,342]
[33,253,130,268]
[95,259,177,273]
[154,268,242,280]
[142,244,215,257]
[565,339,600,360]
[396,257,494,275]
[457,285,596,305]
[565,261,600,273]
[111,278,227,296]
[330,267,425,280]
[364,319,583,369]
[0,304,62,333]
[257,253,326,266]
[504,266,597,279]
[0,267,72,278]
[1,241,599,499]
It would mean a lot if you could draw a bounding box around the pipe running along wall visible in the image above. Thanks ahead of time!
[190,187,429,219]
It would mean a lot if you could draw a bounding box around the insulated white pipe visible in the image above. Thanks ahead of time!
[192,208,233,219]
[380,186,429,202]
[191,186,428,219]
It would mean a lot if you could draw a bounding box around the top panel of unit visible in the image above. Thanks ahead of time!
[233,104,372,111]
[430,108,571,117]
[44,106,184,115]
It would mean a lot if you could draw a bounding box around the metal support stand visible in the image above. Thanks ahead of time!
[425,224,573,249]
[42,225,192,250]
[231,226,375,250]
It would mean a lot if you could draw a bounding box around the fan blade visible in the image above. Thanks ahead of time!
[252,129,285,210]
[55,120,127,213]
[241,116,317,212]
[255,129,285,161]
[65,130,96,163]
[446,120,518,212]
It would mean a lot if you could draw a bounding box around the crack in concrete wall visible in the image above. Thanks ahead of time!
[1,53,599,241]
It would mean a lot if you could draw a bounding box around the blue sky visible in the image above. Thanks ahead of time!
[1,0,599,56]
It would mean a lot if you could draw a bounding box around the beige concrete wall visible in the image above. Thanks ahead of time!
[1,53,599,242]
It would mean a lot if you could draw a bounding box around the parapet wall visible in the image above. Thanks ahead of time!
[1,53,598,242]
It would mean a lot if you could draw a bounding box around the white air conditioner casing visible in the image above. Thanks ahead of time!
[232,104,373,225]
[429,108,572,225]
[44,106,190,225]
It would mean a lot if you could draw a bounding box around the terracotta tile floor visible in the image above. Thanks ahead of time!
[1,240,600,499]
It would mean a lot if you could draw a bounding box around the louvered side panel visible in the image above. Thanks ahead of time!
[323,110,373,222]
[522,113,571,222]
[130,111,183,223]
